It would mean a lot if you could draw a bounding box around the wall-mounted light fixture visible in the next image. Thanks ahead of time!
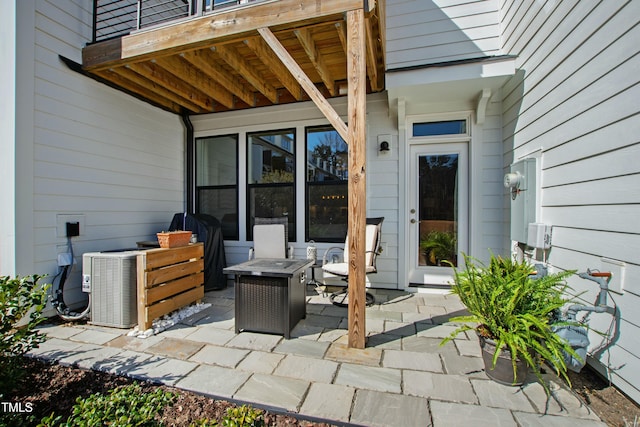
[377,134,392,156]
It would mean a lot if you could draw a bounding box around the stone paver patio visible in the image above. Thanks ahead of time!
[30,284,606,426]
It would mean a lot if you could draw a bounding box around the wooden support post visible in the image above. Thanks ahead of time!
[346,8,367,349]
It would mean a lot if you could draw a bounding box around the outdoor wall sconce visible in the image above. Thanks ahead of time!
[377,134,392,157]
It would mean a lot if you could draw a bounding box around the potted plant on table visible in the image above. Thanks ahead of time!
[441,254,580,390]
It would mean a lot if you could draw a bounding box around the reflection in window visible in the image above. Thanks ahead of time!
[418,154,458,267]
[196,134,238,240]
[413,120,467,137]
[306,126,348,242]
[247,129,295,240]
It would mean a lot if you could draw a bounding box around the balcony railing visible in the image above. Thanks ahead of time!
[92,0,258,43]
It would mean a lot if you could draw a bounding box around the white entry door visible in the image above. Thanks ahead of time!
[408,143,468,286]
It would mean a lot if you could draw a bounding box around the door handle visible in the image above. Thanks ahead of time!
[410,219,416,224]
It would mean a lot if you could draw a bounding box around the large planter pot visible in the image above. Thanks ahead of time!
[479,335,529,386]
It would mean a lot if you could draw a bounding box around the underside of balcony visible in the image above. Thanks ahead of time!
[81,0,386,115]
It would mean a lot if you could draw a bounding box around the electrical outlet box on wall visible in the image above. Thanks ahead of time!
[527,223,551,249]
[56,214,85,238]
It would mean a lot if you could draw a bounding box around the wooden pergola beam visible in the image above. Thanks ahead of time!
[181,49,255,107]
[346,8,367,349]
[258,27,349,142]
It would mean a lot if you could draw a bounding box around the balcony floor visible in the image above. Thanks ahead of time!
[30,284,604,426]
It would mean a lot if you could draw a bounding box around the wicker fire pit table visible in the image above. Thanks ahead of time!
[224,258,314,339]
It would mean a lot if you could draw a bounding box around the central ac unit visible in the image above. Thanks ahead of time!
[82,251,139,328]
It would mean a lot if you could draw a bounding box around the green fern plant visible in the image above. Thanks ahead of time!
[441,254,581,388]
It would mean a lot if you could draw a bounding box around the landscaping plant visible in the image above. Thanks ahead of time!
[190,405,265,427]
[441,254,581,388]
[40,383,176,426]
[221,405,264,427]
[0,274,49,395]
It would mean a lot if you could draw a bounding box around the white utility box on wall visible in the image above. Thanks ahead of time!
[505,158,536,244]
[527,223,551,249]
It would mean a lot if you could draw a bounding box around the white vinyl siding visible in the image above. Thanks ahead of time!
[22,0,184,307]
[386,0,501,69]
[1,1,17,275]
[475,97,509,257]
[501,0,640,402]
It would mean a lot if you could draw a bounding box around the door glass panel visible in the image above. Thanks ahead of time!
[418,154,458,267]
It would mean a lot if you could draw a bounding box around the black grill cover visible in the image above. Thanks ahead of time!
[169,213,227,291]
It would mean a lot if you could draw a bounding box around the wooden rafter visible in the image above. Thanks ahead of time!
[109,66,204,113]
[294,28,336,96]
[181,49,255,107]
[364,17,380,92]
[155,56,235,109]
[94,69,182,113]
[128,61,213,111]
[335,22,348,55]
[214,44,278,104]
[244,37,303,101]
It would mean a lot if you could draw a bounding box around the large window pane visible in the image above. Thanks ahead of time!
[306,126,348,242]
[196,135,238,240]
[247,129,295,240]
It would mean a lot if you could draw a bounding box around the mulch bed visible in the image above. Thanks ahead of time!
[4,357,333,426]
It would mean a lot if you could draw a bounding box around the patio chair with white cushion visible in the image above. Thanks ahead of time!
[321,217,384,307]
[248,217,294,259]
